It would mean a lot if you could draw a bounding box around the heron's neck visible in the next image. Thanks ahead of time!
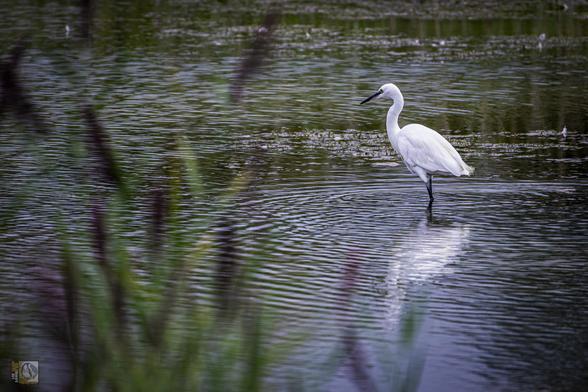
[386,96,403,150]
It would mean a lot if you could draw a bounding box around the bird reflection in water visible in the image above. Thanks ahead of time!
[330,208,471,392]
[384,209,471,327]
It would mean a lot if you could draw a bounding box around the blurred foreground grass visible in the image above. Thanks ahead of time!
[0,101,273,390]
[0,8,427,384]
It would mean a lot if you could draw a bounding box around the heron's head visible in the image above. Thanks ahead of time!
[360,83,401,104]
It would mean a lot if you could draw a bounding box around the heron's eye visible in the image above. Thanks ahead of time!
[378,89,383,94]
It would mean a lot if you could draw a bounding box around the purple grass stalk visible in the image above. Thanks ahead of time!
[91,202,108,268]
[61,242,80,390]
[341,252,360,304]
[151,185,168,250]
[342,328,379,392]
[62,248,79,351]
[0,42,47,133]
[338,253,377,390]
[230,11,280,102]
[31,265,69,339]
[79,0,94,39]
[82,106,126,193]
[214,217,239,316]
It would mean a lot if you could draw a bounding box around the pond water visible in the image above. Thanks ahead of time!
[1,1,587,391]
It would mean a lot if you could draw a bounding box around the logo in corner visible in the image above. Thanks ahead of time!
[11,360,39,384]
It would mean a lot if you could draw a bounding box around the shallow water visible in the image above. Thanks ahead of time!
[1,1,588,390]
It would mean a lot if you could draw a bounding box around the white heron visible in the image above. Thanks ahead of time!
[361,83,474,203]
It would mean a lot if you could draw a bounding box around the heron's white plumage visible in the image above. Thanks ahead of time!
[361,82,474,200]
[397,123,474,177]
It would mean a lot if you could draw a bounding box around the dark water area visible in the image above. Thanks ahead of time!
[1,1,587,391]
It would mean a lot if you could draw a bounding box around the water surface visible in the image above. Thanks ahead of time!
[1,1,587,390]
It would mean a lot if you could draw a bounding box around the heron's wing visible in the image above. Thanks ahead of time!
[397,124,471,176]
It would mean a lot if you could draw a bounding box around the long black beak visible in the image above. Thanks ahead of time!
[360,90,382,105]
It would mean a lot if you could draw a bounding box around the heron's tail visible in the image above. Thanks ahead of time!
[463,163,475,176]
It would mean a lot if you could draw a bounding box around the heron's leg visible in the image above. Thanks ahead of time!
[414,167,433,203]
[426,175,434,201]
